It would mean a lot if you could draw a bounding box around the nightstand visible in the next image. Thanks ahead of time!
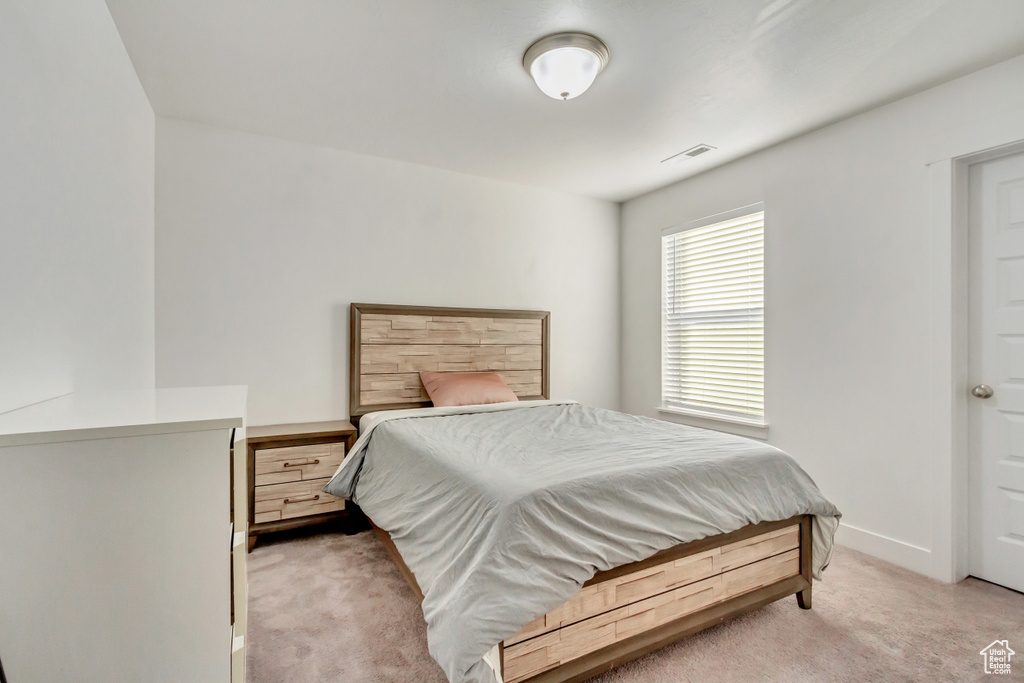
[246,420,360,551]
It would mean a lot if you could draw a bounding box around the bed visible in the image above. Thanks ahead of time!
[328,303,840,683]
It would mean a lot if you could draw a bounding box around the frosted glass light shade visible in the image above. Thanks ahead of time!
[523,32,609,101]
[530,47,600,100]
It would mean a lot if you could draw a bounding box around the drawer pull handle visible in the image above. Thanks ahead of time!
[282,459,320,468]
[283,494,320,504]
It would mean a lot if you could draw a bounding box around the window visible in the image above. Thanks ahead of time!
[661,205,764,423]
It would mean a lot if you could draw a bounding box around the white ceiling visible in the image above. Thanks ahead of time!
[105,1,1024,202]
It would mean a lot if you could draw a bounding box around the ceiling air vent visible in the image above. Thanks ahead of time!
[661,144,716,165]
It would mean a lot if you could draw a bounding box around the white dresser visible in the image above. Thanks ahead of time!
[0,386,248,683]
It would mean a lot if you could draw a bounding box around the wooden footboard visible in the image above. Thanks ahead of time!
[501,516,811,682]
[372,515,813,683]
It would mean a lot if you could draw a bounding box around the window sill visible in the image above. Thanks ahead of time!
[657,405,769,440]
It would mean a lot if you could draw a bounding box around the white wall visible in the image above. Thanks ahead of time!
[155,119,620,425]
[621,55,1024,581]
[0,1,155,414]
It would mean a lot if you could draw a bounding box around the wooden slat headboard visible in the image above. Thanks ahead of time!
[349,303,550,418]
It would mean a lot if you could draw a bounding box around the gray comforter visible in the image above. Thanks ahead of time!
[325,401,840,683]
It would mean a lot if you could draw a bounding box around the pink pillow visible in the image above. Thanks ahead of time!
[419,371,519,407]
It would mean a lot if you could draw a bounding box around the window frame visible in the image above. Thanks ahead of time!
[659,202,767,435]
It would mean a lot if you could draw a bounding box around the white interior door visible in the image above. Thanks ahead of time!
[969,151,1024,593]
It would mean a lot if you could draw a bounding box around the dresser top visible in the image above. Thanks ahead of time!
[0,386,247,448]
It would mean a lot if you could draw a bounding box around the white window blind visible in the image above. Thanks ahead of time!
[662,207,764,419]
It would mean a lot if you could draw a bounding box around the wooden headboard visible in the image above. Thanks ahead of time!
[349,303,550,419]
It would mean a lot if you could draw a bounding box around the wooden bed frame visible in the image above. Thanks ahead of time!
[349,303,813,683]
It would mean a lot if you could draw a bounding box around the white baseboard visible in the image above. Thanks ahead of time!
[834,522,937,578]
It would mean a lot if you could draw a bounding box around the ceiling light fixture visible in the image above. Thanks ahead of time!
[523,32,610,101]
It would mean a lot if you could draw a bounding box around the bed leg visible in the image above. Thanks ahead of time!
[797,515,812,609]
[796,585,812,610]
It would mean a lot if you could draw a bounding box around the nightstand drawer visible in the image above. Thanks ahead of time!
[254,442,345,486]
[254,478,345,523]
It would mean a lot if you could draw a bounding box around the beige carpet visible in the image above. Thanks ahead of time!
[246,529,1024,682]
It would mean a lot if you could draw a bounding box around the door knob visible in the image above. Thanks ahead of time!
[972,384,994,399]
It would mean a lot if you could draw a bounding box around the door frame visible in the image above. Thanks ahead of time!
[938,138,1024,583]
